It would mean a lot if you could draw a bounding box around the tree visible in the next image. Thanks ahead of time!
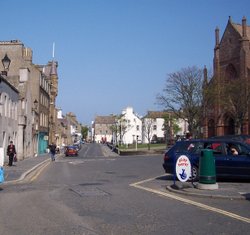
[109,123,119,145]
[143,118,155,150]
[162,113,182,147]
[81,125,89,140]
[157,66,204,137]
[218,77,250,134]
[203,64,250,135]
[115,115,132,145]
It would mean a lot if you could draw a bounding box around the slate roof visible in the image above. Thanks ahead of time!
[144,111,170,119]
[95,115,116,124]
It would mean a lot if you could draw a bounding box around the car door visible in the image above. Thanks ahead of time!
[227,142,250,178]
[208,141,228,176]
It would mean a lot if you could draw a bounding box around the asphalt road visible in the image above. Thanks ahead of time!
[0,143,249,235]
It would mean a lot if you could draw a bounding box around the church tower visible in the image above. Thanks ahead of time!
[204,16,250,137]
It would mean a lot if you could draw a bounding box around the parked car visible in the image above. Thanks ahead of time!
[65,145,78,157]
[162,138,250,181]
[211,135,250,145]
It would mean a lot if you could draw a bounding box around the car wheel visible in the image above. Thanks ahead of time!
[189,165,199,182]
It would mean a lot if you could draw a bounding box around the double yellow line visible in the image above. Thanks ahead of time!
[29,161,51,182]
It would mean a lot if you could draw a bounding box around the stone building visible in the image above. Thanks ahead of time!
[56,109,72,147]
[0,40,37,159]
[203,17,250,137]
[0,74,19,164]
[66,112,82,144]
[0,40,57,159]
[39,60,58,147]
[93,115,116,143]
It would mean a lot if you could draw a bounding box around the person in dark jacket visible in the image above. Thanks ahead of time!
[7,141,16,166]
[49,143,56,161]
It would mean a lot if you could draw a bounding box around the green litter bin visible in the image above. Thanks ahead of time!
[199,149,216,184]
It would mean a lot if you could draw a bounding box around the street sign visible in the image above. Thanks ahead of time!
[175,155,191,182]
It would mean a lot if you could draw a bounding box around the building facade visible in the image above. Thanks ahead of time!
[203,17,250,137]
[94,115,115,143]
[0,40,58,161]
[142,111,189,144]
[119,107,142,145]
[0,40,36,159]
[0,75,19,164]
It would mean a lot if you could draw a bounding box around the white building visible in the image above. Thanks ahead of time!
[142,111,189,144]
[120,107,142,145]
[142,111,165,144]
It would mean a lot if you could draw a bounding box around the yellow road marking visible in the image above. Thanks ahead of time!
[30,161,50,182]
[130,176,250,224]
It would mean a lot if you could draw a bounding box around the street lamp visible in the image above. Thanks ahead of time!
[1,54,11,76]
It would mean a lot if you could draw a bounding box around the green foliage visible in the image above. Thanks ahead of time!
[81,125,89,139]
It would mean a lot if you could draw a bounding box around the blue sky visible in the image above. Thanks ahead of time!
[2,0,250,125]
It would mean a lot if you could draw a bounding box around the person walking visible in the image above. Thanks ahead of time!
[7,141,16,166]
[49,143,56,161]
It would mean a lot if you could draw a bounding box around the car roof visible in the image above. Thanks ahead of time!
[176,138,249,145]
[211,135,250,139]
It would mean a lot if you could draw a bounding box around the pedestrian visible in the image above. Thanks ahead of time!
[49,143,56,161]
[7,141,16,166]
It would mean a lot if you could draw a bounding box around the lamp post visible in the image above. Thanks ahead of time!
[1,54,11,76]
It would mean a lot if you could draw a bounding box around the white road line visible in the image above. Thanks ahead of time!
[130,176,250,224]
[83,146,90,158]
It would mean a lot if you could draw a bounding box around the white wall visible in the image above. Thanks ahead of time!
[121,107,142,145]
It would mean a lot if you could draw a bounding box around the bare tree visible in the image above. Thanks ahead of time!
[157,66,204,137]
[115,116,133,145]
[143,118,155,150]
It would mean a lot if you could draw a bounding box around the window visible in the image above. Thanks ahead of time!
[136,125,139,131]
[153,125,157,130]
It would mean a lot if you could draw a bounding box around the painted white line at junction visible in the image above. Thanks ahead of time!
[130,176,250,224]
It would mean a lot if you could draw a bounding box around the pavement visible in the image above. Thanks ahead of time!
[1,147,250,201]
[165,177,250,200]
[2,153,52,184]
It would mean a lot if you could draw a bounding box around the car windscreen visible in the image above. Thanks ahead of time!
[172,141,200,153]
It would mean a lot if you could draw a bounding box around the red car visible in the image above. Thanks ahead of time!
[65,145,78,156]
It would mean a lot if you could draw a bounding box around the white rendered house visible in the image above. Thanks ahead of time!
[142,111,189,143]
[119,107,142,145]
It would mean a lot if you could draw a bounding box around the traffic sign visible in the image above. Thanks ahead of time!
[175,155,191,182]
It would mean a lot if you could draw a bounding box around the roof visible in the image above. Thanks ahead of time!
[144,111,171,119]
[95,115,116,124]
[231,22,250,39]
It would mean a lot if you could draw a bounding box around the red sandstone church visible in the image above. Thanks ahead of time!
[203,16,250,138]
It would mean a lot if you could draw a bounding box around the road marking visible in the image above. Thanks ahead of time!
[130,176,250,224]
[83,146,90,158]
[30,161,50,182]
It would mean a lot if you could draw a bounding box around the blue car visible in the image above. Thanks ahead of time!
[162,138,250,181]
